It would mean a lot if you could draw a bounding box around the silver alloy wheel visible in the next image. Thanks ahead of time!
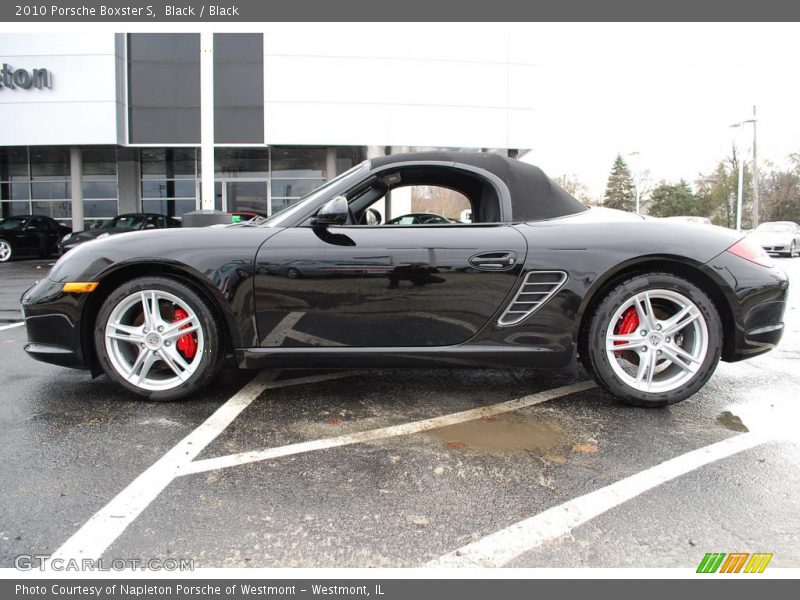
[104,289,205,391]
[605,289,709,393]
[0,240,11,262]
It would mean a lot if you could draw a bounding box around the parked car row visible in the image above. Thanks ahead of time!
[0,215,71,262]
[0,210,464,262]
[5,207,799,266]
[0,213,181,262]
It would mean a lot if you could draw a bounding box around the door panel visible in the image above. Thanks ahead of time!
[253,225,527,347]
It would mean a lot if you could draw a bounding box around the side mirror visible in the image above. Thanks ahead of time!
[312,196,349,227]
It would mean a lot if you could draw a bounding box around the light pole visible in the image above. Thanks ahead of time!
[626,151,641,214]
[730,116,757,231]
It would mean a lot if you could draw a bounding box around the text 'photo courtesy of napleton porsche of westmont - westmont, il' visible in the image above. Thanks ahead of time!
[0,15,799,591]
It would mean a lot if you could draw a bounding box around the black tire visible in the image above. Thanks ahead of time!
[581,272,722,407]
[0,239,13,263]
[93,276,225,401]
[287,267,301,279]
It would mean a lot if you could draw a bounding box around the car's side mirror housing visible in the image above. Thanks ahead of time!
[312,196,349,227]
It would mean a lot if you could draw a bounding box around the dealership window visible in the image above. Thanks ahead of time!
[140,148,199,218]
[336,147,367,175]
[81,147,119,228]
[215,148,269,179]
[270,146,326,215]
[0,147,73,226]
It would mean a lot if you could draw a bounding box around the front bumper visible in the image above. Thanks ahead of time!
[21,278,88,369]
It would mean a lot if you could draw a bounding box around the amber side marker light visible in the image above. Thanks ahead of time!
[62,282,100,293]
[726,238,775,268]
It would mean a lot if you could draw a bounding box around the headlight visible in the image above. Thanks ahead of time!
[61,233,72,242]
[97,233,110,239]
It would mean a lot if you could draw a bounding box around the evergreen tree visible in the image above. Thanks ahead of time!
[648,180,698,217]
[603,154,637,212]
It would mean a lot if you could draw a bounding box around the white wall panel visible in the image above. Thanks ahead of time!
[262,24,509,64]
[264,55,508,108]
[0,102,119,146]
[265,102,509,148]
[0,33,119,146]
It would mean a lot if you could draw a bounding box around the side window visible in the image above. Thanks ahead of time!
[30,218,48,230]
[378,185,471,225]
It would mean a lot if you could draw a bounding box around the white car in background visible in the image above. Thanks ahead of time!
[749,221,800,257]
[663,216,712,225]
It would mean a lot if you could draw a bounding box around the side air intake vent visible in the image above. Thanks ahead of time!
[497,270,568,327]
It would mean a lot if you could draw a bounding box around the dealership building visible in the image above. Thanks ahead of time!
[0,31,537,230]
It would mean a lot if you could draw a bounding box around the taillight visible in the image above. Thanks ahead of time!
[726,238,775,268]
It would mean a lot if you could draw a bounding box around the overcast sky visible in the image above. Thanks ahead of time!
[513,23,800,198]
[18,22,800,200]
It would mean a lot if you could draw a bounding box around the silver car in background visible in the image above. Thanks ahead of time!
[749,221,800,257]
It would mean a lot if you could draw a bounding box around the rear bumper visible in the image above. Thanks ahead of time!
[705,252,789,361]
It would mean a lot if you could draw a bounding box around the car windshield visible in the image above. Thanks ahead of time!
[756,223,794,233]
[0,217,27,230]
[262,162,370,227]
[105,215,146,230]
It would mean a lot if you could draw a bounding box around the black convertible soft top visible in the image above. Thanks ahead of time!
[369,151,587,222]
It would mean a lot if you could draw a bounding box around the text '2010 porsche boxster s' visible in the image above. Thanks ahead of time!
[21,152,788,407]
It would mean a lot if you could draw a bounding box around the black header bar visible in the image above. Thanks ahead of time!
[2,0,800,22]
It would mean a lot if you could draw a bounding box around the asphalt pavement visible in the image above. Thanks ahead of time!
[0,255,798,569]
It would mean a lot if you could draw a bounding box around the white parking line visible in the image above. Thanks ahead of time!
[49,369,361,563]
[425,431,775,568]
[0,321,24,331]
[180,380,596,475]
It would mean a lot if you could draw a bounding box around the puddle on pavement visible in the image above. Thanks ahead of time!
[716,411,749,432]
[426,414,566,454]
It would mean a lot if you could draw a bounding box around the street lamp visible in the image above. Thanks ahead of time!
[730,113,757,231]
[626,151,641,214]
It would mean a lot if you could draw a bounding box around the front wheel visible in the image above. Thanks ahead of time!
[582,273,722,407]
[94,276,225,400]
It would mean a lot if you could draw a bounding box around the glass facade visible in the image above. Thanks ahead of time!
[5,144,517,227]
[82,147,119,227]
[0,146,119,226]
[137,146,366,218]
[140,148,199,217]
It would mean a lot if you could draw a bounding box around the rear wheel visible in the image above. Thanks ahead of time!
[0,240,13,262]
[582,273,722,407]
[94,276,225,400]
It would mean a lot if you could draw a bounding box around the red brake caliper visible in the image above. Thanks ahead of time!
[614,307,639,355]
[172,307,198,360]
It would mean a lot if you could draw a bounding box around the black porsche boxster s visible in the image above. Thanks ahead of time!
[21,152,788,406]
